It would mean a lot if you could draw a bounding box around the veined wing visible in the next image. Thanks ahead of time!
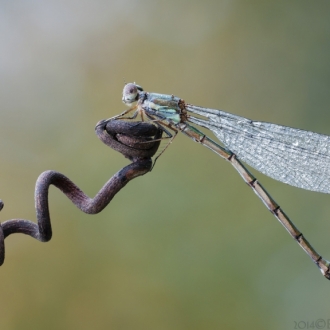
[186,105,330,193]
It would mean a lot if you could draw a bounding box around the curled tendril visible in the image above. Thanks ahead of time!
[0,119,162,265]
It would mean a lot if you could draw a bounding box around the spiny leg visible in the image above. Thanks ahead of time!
[140,109,145,122]
[128,110,176,144]
[114,108,139,121]
[102,105,139,125]
[145,113,178,169]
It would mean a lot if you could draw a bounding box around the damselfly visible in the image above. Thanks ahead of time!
[100,82,330,280]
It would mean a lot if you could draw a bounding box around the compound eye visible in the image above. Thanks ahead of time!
[122,83,140,104]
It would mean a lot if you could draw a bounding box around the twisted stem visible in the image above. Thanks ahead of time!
[0,119,161,265]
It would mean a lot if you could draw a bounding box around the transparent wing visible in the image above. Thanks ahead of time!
[187,104,330,193]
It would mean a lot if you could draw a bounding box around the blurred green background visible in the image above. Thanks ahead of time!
[1,0,330,329]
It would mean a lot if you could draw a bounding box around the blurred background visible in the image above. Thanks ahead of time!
[1,0,330,329]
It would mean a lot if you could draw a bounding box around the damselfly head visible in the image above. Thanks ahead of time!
[122,83,143,105]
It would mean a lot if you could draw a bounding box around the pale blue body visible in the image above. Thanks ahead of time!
[140,92,182,124]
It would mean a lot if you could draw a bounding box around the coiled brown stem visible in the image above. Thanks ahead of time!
[0,119,161,265]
